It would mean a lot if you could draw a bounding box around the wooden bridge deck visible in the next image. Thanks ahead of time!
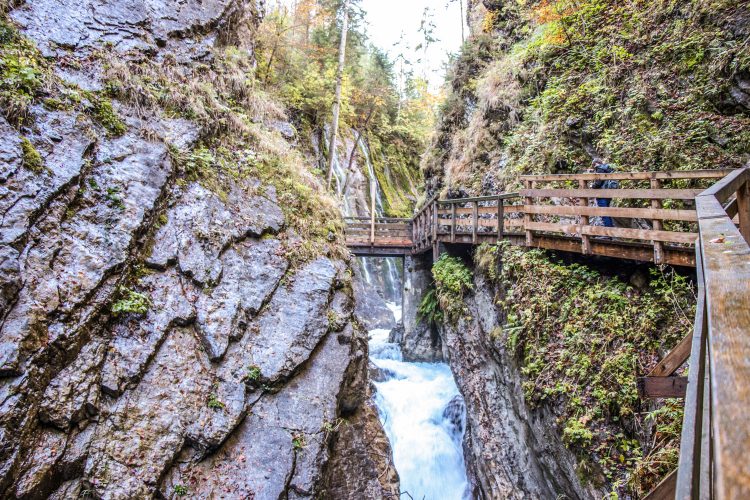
[345,168,750,497]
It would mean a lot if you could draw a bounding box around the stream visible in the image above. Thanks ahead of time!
[367,288,470,499]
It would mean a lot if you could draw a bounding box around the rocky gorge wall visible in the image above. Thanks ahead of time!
[0,1,398,498]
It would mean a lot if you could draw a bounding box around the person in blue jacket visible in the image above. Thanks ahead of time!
[590,159,618,228]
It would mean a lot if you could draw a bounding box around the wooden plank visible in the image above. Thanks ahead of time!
[651,178,665,265]
[521,170,731,182]
[497,198,504,242]
[437,193,520,203]
[676,244,707,499]
[638,376,688,398]
[525,221,698,244]
[522,204,698,221]
[697,206,750,497]
[522,188,704,200]
[472,201,478,244]
[432,201,438,244]
[451,203,456,243]
[346,223,412,230]
[524,180,534,246]
[737,179,750,244]
[441,206,524,216]
[643,469,677,500]
[438,218,500,228]
[700,167,749,203]
[648,332,692,377]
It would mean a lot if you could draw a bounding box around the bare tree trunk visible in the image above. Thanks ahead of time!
[326,0,350,190]
[460,0,465,42]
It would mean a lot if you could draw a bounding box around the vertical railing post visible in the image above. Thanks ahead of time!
[651,178,664,265]
[432,201,438,244]
[524,180,534,246]
[497,196,504,243]
[472,201,478,244]
[451,202,456,243]
[579,179,591,255]
[370,177,376,245]
[737,179,750,245]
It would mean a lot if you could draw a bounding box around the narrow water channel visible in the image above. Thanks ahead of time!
[363,259,470,499]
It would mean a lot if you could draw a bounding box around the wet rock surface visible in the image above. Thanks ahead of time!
[438,270,606,500]
[0,0,395,497]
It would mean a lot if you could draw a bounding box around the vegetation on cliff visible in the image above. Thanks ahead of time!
[256,0,436,216]
[423,0,750,195]
[476,243,694,496]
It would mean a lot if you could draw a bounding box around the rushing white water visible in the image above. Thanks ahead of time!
[369,323,470,499]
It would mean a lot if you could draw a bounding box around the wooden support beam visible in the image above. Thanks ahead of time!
[643,469,677,500]
[648,333,692,377]
[524,180,534,246]
[638,376,688,398]
[522,188,704,200]
[737,179,750,245]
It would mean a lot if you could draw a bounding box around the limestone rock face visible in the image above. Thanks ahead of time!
[0,0,394,498]
[437,272,606,500]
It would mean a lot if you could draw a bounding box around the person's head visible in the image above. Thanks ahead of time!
[592,159,608,173]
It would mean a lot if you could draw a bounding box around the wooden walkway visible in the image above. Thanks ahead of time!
[345,168,750,498]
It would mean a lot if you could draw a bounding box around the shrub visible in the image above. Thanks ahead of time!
[431,254,473,322]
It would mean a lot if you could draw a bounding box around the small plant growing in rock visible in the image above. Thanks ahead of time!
[111,287,151,316]
[173,484,188,497]
[89,95,127,137]
[207,393,225,410]
[292,433,306,450]
[244,365,261,382]
[20,137,44,173]
[105,186,125,210]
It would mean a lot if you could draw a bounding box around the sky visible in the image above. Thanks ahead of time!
[359,0,467,90]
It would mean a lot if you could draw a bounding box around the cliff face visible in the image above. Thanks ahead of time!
[424,0,750,196]
[0,1,396,498]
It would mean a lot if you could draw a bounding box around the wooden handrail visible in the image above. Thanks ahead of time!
[521,170,731,182]
[676,166,750,497]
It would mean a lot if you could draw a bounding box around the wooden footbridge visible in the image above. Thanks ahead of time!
[345,168,750,498]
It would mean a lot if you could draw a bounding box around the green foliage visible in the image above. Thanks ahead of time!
[20,137,44,173]
[490,245,694,494]
[105,186,125,210]
[0,20,47,124]
[425,0,750,195]
[417,287,443,325]
[292,433,306,450]
[431,254,473,323]
[207,393,225,410]
[89,95,127,137]
[111,287,151,316]
[173,484,188,497]
[245,365,262,382]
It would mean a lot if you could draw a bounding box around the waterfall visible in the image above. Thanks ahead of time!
[369,325,470,499]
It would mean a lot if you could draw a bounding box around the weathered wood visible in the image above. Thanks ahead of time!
[451,203,456,243]
[700,167,750,203]
[525,221,698,244]
[521,170,730,182]
[638,376,688,398]
[648,332,692,377]
[676,244,707,498]
[643,469,677,500]
[652,178,665,265]
[579,179,591,255]
[471,201,478,244]
[524,180,534,246]
[346,223,412,230]
[497,197,504,242]
[444,206,524,216]
[438,193,521,203]
[697,204,750,497]
[521,204,698,221]
[737,179,750,245]
[522,188,704,200]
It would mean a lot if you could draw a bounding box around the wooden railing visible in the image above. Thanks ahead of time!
[343,216,412,248]
[675,167,750,498]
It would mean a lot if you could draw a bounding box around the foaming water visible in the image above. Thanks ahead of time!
[369,323,470,499]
